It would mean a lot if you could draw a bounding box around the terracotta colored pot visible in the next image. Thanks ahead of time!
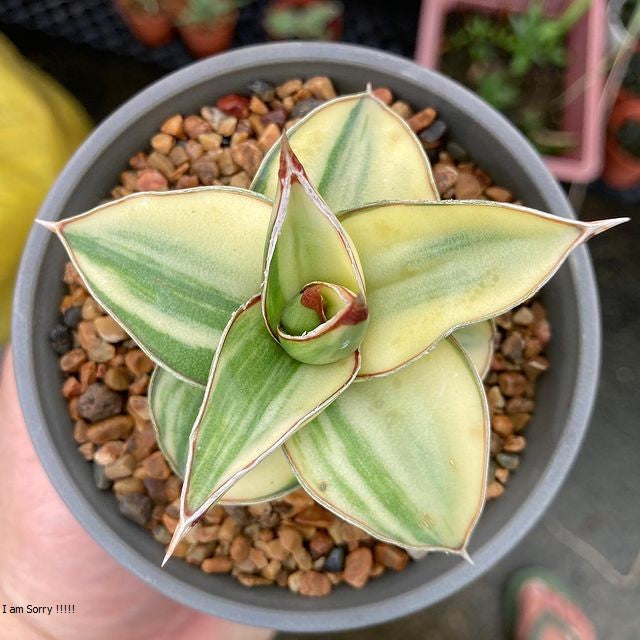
[603,98,640,188]
[415,0,607,183]
[177,12,238,58]
[264,0,343,41]
[114,0,174,47]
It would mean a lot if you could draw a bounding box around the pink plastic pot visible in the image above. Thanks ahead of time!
[415,0,607,183]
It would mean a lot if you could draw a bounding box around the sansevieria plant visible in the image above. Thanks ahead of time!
[41,90,625,565]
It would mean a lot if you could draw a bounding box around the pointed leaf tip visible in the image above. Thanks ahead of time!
[36,219,57,232]
[587,217,629,236]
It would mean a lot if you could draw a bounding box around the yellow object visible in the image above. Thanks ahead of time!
[0,34,91,342]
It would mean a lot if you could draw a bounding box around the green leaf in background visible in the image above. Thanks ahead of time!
[164,295,359,561]
[251,93,438,212]
[341,201,625,377]
[285,337,489,552]
[454,320,495,379]
[52,187,271,384]
[149,366,298,505]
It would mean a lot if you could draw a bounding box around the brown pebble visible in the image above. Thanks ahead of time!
[104,366,132,391]
[279,525,303,552]
[408,107,436,132]
[455,172,484,199]
[105,453,136,480]
[230,535,252,562]
[485,185,513,202]
[113,476,145,496]
[504,435,526,453]
[82,297,104,320]
[513,306,535,326]
[60,348,87,373]
[523,356,549,381]
[77,383,123,422]
[276,78,303,99]
[390,100,413,119]
[249,547,269,570]
[125,349,154,375]
[230,140,263,176]
[202,556,233,573]
[265,538,288,561]
[197,525,220,543]
[495,467,510,484]
[218,116,238,137]
[343,547,373,589]
[94,440,126,466]
[257,122,281,152]
[236,573,272,587]
[136,169,168,191]
[299,571,332,596]
[487,385,506,411]
[486,481,505,499]
[374,543,409,571]
[94,315,127,343]
[492,414,514,438]
[219,517,242,542]
[295,504,334,528]
[151,132,175,155]
[161,114,184,138]
[62,376,82,399]
[433,163,458,195]
[86,415,134,444]
[147,151,175,179]
[73,420,88,443]
[184,115,211,139]
[309,531,334,559]
[533,319,551,346]
[501,332,525,362]
[143,451,171,479]
[304,76,336,100]
[511,413,532,431]
[498,372,529,396]
[216,94,250,119]
[78,441,95,460]
[371,87,393,105]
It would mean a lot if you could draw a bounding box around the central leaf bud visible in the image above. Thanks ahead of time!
[277,282,368,365]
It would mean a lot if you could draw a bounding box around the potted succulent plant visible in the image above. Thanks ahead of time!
[264,0,343,41]
[176,0,245,58]
[13,44,620,631]
[416,0,607,183]
[114,0,174,47]
[604,98,640,188]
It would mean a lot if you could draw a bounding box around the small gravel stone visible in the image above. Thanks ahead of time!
[279,525,303,552]
[142,450,171,479]
[216,94,250,119]
[498,372,529,397]
[299,571,332,596]
[50,324,72,354]
[485,185,513,202]
[486,481,505,499]
[160,114,184,138]
[304,76,336,100]
[59,348,87,373]
[496,452,520,470]
[202,556,233,573]
[408,107,437,132]
[94,315,128,343]
[104,366,132,392]
[105,453,136,480]
[93,463,112,490]
[433,162,458,194]
[374,543,409,571]
[118,493,152,526]
[94,440,126,466]
[113,476,145,496]
[125,349,154,375]
[419,119,447,145]
[136,169,168,191]
[390,100,412,118]
[291,99,324,119]
[86,415,134,444]
[63,306,83,329]
[247,79,275,102]
[504,435,526,453]
[276,78,303,99]
[77,383,123,422]
[492,414,514,438]
[501,332,525,362]
[455,172,484,199]
[230,535,252,562]
[309,531,334,559]
[343,548,373,589]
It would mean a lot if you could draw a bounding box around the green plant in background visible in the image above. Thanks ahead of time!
[264,1,342,40]
[617,120,640,158]
[42,91,624,561]
[177,0,247,25]
[476,69,519,110]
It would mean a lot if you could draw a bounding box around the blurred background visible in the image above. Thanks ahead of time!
[1,0,638,637]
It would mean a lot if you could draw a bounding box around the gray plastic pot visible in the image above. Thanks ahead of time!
[13,43,600,633]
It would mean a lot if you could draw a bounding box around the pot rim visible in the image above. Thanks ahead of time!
[12,42,601,632]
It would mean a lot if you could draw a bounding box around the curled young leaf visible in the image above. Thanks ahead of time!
[341,201,626,377]
[148,366,299,504]
[285,337,489,552]
[252,92,438,212]
[454,320,495,379]
[262,137,368,364]
[163,295,359,562]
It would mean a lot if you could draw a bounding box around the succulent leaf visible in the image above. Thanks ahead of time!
[52,187,271,384]
[454,320,495,379]
[164,295,359,560]
[341,201,626,377]
[149,366,298,504]
[251,93,438,212]
[285,337,489,551]
[262,137,368,364]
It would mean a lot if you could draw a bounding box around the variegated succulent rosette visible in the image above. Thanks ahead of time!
[42,90,625,565]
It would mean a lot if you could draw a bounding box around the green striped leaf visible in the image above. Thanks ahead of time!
[341,201,625,377]
[454,320,495,379]
[285,338,489,552]
[262,138,368,364]
[149,367,298,504]
[164,295,359,560]
[251,92,438,213]
[52,187,271,384]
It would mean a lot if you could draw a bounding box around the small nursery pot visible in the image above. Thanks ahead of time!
[603,98,640,188]
[13,43,601,632]
[264,0,344,41]
[114,0,174,47]
[177,12,238,58]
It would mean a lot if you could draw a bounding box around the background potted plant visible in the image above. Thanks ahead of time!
[114,0,174,47]
[415,0,607,183]
[13,43,608,631]
[263,0,343,41]
[604,98,640,188]
[176,0,246,58]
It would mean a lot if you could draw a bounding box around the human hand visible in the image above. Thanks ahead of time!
[0,349,274,640]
